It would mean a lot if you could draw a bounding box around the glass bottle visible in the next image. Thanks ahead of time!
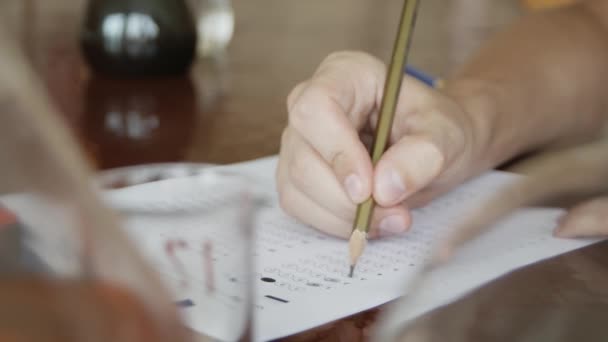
[80,0,197,77]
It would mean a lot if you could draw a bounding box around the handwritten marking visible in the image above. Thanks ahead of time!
[165,239,189,288]
[265,295,289,303]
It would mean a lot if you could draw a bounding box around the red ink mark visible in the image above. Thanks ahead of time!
[203,240,215,293]
[165,239,189,288]
[0,207,17,227]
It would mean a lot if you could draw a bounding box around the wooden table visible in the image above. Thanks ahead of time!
[5,0,608,340]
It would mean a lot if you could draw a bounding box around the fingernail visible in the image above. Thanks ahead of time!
[376,168,406,203]
[379,215,406,236]
[344,174,364,202]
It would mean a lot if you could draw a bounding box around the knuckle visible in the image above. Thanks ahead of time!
[278,129,297,165]
[276,153,288,184]
[328,149,348,173]
[286,82,308,110]
[287,101,307,127]
[323,50,380,68]
[353,53,386,76]
[322,51,385,85]
[280,127,291,148]
[288,84,342,127]
[439,112,469,162]
[422,135,447,170]
[312,80,342,102]
[288,151,315,190]
[322,50,359,64]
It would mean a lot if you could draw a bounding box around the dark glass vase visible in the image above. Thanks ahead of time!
[80,0,197,77]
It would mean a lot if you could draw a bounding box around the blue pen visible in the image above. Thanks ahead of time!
[404,65,443,88]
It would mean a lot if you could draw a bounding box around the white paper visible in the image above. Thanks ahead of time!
[2,156,603,341]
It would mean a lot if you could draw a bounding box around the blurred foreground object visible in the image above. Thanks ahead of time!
[80,0,197,76]
[0,23,193,341]
[520,0,578,10]
[439,137,608,256]
[0,277,175,342]
[373,132,608,341]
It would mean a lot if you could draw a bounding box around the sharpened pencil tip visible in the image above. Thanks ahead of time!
[349,265,354,278]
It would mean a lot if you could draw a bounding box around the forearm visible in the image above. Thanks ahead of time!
[445,3,608,168]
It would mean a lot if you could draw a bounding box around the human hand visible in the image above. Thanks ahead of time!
[277,51,491,239]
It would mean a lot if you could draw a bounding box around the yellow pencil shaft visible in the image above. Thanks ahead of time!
[352,0,420,233]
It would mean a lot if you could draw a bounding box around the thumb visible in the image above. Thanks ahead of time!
[371,76,472,207]
[373,135,444,206]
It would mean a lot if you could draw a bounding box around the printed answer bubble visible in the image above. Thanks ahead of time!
[175,299,195,307]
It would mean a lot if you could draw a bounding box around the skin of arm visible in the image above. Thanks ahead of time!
[443,1,608,171]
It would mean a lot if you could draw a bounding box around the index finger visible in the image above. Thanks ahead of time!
[287,51,386,203]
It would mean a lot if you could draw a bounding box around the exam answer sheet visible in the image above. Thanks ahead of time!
[2,156,602,341]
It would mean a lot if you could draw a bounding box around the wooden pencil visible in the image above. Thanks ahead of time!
[348,0,421,277]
